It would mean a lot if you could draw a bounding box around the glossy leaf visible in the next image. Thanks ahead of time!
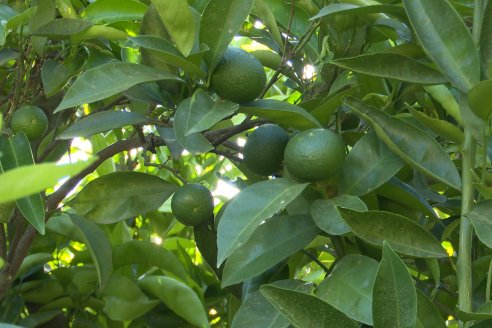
[317,254,378,325]
[222,215,319,287]
[138,276,209,328]
[481,1,492,78]
[217,178,308,265]
[150,0,195,56]
[57,111,148,139]
[55,62,183,112]
[311,3,406,20]
[239,100,322,130]
[372,242,417,328]
[69,172,176,224]
[416,289,446,328]
[70,214,113,289]
[0,133,45,234]
[173,97,214,154]
[113,240,187,281]
[468,80,492,121]
[465,200,492,248]
[344,97,461,190]
[260,285,358,328]
[310,195,367,235]
[83,0,147,24]
[32,18,92,37]
[200,0,254,72]
[30,0,56,56]
[402,0,479,92]
[232,280,311,328]
[339,131,404,196]
[332,53,447,84]
[130,35,206,77]
[185,89,238,135]
[253,0,283,48]
[41,60,70,96]
[408,107,464,144]
[424,85,463,125]
[339,208,447,258]
[17,253,53,278]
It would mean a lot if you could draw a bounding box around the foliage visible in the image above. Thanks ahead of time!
[0,0,491,327]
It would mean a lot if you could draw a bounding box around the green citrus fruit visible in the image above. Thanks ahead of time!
[284,129,345,181]
[243,124,289,176]
[210,47,266,103]
[171,184,214,226]
[11,106,48,140]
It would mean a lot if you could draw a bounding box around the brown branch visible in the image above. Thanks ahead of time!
[206,119,268,146]
[0,224,6,259]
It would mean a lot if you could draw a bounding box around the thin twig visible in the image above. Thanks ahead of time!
[301,249,330,273]
[0,224,6,259]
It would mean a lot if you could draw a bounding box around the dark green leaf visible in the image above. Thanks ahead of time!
[138,276,209,328]
[150,0,195,56]
[70,214,113,289]
[310,195,367,235]
[200,0,254,72]
[416,289,446,328]
[29,0,56,56]
[408,107,464,143]
[402,0,479,92]
[32,18,93,37]
[465,200,492,249]
[332,53,447,84]
[41,60,70,96]
[316,254,378,325]
[467,80,492,121]
[344,97,461,190]
[83,0,147,24]
[339,208,447,258]
[339,131,404,196]
[222,215,319,287]
[217,178,308,265]
[311,3,406,20]
[373,242,417,328]
[55,62,183,112]
[481,1,492,78]
[69,172,176,224]
[173,97,214,154]
[239,100,322,130]
[456,302,492,321]
[260,285,358,328]
[57,111,148,139]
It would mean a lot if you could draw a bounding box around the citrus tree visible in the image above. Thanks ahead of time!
[0,0,491,327]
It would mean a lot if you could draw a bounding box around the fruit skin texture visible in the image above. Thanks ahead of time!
[210,47,266,103]
[243,124,289,176]
[10,105,48,140]
[284,129,346,181]
[171,184,214,226]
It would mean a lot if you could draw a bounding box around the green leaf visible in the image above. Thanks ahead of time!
[70,214,113,289]
[239,100,322,130]
[0,133,45,234]
[69,172,176,224]
[57,111,148,140]
[55,62,183,112]
[130,35,206,77]
[41,60,70,96]
[217,178,308,265]
[102,275,159,321]
[465,200,492,249]
[32,18,93,37]
[372,242,417,328]
[16,253,52,278]
[222,215,319,287]
[402,0,479,92]
[331,53,447,85]
[481,1,492,78]
[416,289,446,328]
[150,0,195,57]
[424,85,462,125]
[316,254,378,325]
[29,0,56,56]
[185,89,238,135]
[200,0,254,72]
[173,97,214,154]
[83,0,147,24]
[339,131,404,196]
[344,97,461,190]
[113,240,187,281]
[232,280,311,328]
[310,195,367,235]
[456,302,492,321]
[253,0,283,48]
[138,276,210,328]
[468,80,492,121]
[311,3,406,20]
[408,107,464,144]
[260,285,358,328]
[339,208,447,258]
